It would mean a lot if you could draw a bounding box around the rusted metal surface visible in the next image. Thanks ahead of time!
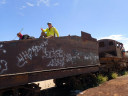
[98,39,123,58]
[0,67,99,90]
[99,56,128,72]
[81,31,97,41]
[100,57,128,65]
[125,52,128,58]
[0,32,100,89]
[98,39,128,71]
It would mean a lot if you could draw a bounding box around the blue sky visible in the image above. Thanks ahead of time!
[0,0,128,50]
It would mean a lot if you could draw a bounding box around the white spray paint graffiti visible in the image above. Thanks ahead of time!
[17,39,81,67]
[17,40,48,67]
[0,44,6,54]
[42,49,80,67]
[0,44,8,74]
[16,39,99,68]
[0,60,8,74]
[84,53,99,64]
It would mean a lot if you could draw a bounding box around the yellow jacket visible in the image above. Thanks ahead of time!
[43,27,59,37]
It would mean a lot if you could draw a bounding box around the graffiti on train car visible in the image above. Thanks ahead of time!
[42,49,80,67]
[16,40,99,68]
[84,53,99,64]
[16,39,81,67]
[17,40,48,67]
[0,44,8,74]
[0,44,6,54]
[16,38,99,68]
[0,60,8,74]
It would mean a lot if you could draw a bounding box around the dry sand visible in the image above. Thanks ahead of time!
[35,79,55,90]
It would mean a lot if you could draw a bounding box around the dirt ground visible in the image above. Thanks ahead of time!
[35,79,55,90]
[78,75,128,96]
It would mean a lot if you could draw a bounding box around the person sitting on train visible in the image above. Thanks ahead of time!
[40,22,59,38]
[17,32,35,40]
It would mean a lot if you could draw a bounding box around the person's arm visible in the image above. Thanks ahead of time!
[40,28,48,38]
[41,28,48,32]
[54,27,59,37]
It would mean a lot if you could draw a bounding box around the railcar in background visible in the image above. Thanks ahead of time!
[98,39,128,72]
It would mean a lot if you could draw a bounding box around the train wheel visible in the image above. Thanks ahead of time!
[54,73,97,90]
[2,90,14,96]
[19,83,41,96]
[54,78,68,87]
[0,83,41,96]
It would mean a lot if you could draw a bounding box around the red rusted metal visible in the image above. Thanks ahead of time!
[81,31,97,42]
[0,32,100,89]
[98,39,128,72]
[98,39,124,58]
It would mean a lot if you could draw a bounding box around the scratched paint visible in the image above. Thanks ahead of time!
[0,44,8,74]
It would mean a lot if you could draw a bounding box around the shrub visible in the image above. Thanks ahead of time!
[122,71,128,75]
[97,75,108,85]
[124,71,128,75]
[111,72,118,79]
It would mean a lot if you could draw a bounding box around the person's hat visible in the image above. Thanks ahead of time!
[47,22,52,25]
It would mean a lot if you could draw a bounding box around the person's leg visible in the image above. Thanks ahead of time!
[40,32,47,38]
[22,35,29,40]
[46,35,54,39]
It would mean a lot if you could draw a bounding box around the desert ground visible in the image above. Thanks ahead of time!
[78,75,128,96]
[35,79,55,90]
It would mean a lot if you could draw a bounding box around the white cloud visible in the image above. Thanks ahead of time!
[0,0,6,4]
[53,2,59,6]
[20,6,26,10]
[26,2,34,7]
[37,0,50,7]
[124,43,128,51]
[100,35,128,51]
[100,35,128,41]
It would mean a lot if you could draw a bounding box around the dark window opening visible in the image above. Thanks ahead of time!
[108,51,117,56]
[99,42,105,47]
[109,41,114,46]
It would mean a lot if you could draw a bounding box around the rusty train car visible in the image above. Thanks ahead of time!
[99,39,128,72]
[0,32,127,96]
[53,39,128,88]
[0,32,100,96]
